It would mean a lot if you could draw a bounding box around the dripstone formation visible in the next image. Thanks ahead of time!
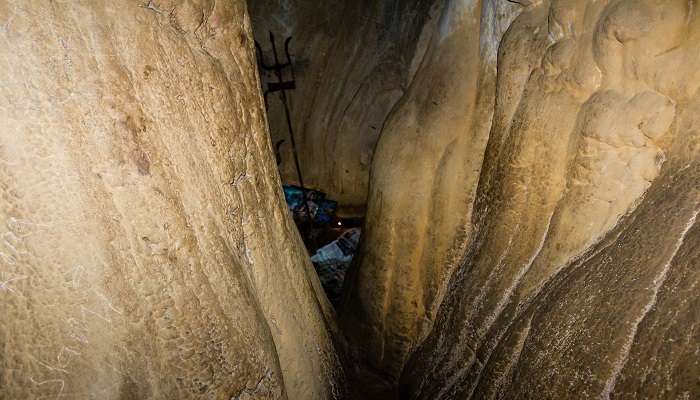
[2,1,698,399]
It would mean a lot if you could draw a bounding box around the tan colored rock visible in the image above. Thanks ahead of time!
[341,0,522,380]
[400,1,700,398]
[248,0,436,206]
[0,1,342,399]
[2,0,699,398]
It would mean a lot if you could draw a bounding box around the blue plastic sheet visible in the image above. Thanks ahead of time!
[282,185,338,224]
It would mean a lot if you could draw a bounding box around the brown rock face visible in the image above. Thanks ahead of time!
[0,1,341,399]
[2,0,699,399]
[248,0,436,206]
[341,0,523,380]
[389,0,700,398]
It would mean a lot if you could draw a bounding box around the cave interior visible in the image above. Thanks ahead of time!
[2,0,699,399]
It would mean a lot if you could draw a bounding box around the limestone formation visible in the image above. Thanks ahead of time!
[248,0,436,206]
[2,0,699,399]
[0,1,342,399]
[341,0,523,380]
[340,1,699,398]
[396,1,700,398]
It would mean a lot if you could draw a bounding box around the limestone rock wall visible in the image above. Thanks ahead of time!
[341,0,522,380]
[394,0,700,398]
[248,0,436,206]
[0,1,342,399]
[3,0,699,398]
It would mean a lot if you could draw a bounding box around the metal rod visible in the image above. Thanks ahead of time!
[265,32,313,228]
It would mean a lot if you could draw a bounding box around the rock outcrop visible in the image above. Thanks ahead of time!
[346,1,700,399]
[0,1,342,399]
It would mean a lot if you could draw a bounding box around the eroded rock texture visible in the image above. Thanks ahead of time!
[339,0,700,398]
[342,0,523,380]
[248,0,436,206]
[0,1,342,399]
[2,0,699,398]
[344,1,519,379]
[393,0,700,399]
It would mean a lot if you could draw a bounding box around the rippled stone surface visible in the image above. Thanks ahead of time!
[0,2,342,399]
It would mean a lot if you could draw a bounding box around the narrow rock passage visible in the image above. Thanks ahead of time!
[2,1,699,399]
[252,1,700,399]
